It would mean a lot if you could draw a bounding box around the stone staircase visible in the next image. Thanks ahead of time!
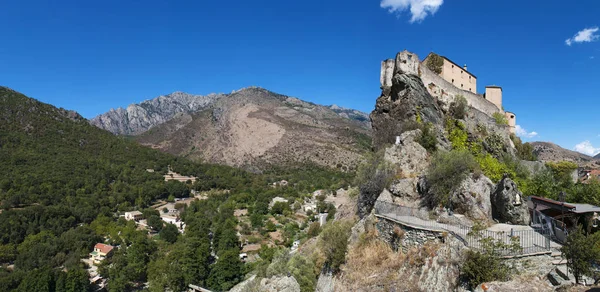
[547,251,594,286]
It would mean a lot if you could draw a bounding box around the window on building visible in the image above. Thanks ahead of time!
[469,76,471,79]
[469,88,472,91]
[461,84,463,88]
[511,115,515,119]
[461,71,463,74]
[452,79,454,83]
[452,65,454,68]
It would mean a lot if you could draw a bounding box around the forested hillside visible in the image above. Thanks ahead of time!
[0,87,353,291]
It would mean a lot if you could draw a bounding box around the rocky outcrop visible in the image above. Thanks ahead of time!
[370,51,444,149]
[491,175,530,225]
[315,272,335,292]
[450,174,494,222]
[417,174,494,222]
[91,91,224,135]
[387,178,421,208]
[384,129,429,176]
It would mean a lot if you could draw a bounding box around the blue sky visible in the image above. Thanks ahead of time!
[0,0,599,155]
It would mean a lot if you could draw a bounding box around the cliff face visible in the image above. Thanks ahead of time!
[90,92,224,135]
[370,51,444,149]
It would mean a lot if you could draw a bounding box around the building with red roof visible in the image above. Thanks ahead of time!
[90,243,115,264]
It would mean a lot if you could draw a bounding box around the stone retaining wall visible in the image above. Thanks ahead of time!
[376,216,445,252]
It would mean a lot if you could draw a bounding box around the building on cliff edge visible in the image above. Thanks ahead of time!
[381,51,516,134]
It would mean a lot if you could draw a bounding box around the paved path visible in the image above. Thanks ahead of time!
[375,202,558,257]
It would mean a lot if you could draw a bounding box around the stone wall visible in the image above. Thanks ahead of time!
[419,64,502,117]
[376,216,445,252]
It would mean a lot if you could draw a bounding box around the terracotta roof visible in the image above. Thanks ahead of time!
[530,196,576,209]
[94,243,114,254]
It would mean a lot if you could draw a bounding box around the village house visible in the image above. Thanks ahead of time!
[529,196,600,243]
[90,243,114,264]
[124,211,143,221]
[269,196,289,208]
[579,169,600,184]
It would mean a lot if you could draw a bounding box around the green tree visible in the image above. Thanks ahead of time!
[561,227,599,284]
[16,268,54,292]
[216,227,239,255]
[160,223,179,244]
[147,215,164,232]
[271,201,290,215]
[16,231,58,270]
[250,213,264,228]
[207,249,243,291]
[287,254,317,292]
[0,244,16,263]
[64,267,91,292]
[319,220,353,272]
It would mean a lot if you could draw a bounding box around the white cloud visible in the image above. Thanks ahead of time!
[574,140,600,156]
[515,125,538,139]
[565,27,599,46]
[380,0,444,23]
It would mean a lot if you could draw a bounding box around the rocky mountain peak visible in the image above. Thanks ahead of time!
[90,91,225,135]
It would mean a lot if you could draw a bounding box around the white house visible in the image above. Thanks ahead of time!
[124,211,143,221]
[269,197,289,208]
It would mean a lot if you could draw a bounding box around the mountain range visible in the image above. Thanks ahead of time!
[92,87,372,171]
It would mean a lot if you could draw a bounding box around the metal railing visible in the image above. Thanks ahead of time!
[374,200,552,257]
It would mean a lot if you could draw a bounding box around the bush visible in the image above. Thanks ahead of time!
[547,161,578,186]
[426,53,444,74]
[510,134,537,161]
[307,222,321,238]
[287,254,317,292]
[418,123,438,152]
[483,133,506,157]
[319,220,353,273]
[461,230,521,289]
[356,151,395,218]
[462,250,510,289]
[266,249,290,277]
[271,201,290,215]
[492,112,508,125]
[476,154,509,183]
[426,150,479,207]
[265,220,277,232]
[445,118,468,150]
[449,95,468,120]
